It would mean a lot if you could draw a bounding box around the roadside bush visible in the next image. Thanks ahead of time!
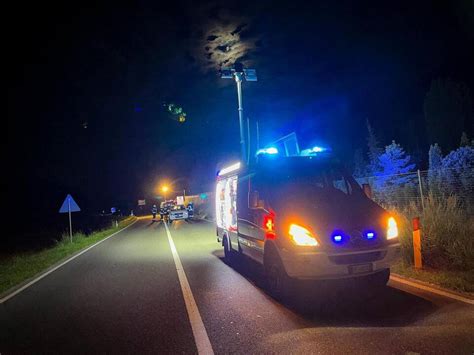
[393,193,474,272]
[58,232,87,244]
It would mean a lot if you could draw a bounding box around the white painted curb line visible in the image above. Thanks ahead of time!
[390,274,474,305]
[0,219,138,304]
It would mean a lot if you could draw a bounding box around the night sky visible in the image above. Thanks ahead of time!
[7,0,474,224]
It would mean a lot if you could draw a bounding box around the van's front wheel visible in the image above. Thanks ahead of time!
[264,249,292,300]
[371,268,390,287]
[362,268,390,291]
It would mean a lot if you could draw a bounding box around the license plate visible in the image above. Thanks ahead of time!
[349,263,373,274]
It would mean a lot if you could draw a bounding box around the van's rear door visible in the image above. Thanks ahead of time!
[237,174,265,263]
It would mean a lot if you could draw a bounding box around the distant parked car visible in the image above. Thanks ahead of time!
[169,205,188,223]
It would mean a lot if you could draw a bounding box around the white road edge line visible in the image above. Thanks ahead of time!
[0,219,139,304]
[390,275,474,305]
[164,222,214,355]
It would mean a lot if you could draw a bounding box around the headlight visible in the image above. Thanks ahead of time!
[289,224,319,246]
[387,217,398,239]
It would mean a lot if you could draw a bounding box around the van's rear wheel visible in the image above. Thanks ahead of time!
[223,236,234,264]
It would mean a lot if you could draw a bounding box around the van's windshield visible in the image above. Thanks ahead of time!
[257,157,360,196]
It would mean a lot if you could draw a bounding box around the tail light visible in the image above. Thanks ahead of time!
[263,213,276,239]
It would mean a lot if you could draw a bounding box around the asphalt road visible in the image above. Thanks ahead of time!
[1,218,473,354]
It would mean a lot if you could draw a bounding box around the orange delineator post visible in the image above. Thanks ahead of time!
[412,217,422,269]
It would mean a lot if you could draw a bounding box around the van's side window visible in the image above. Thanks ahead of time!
[333,178,350,194]
[324,168,352,195]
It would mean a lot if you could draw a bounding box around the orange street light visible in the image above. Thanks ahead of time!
[161,185,169,200]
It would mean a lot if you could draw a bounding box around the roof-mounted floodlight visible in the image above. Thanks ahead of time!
[220,66,258,82]
[217,162,241,176]
[220,69,234,79]
[243,69,257,81]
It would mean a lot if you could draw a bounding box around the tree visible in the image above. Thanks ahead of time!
[352,148,366,177]
[366,118,382,176]
[374,141,416,196]
[460,132,470,147]
[441,146,474,196]
[442,146,474,172]
[424,78,473,150]
[428,143,443,170]
[428,143,443,191]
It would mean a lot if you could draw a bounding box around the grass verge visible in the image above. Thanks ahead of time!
[0,216,136,295]
[392,261,474,294]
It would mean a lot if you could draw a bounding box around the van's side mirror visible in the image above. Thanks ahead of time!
[362,183,372,199]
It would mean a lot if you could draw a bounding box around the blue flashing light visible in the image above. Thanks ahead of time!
[366,231,375,240]
[300,146,332,156]
[256,147,279,156]
[331,230,346,244]
[312,146,325,153]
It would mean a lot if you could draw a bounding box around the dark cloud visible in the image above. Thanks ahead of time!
[188,5,261,71]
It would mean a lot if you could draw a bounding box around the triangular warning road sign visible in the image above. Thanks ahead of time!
[59,194,81,213]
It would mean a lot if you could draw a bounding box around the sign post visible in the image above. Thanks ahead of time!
[59,194,81,243]
[68,198,72,242]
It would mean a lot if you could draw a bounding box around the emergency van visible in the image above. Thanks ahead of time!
[216,150,401,297]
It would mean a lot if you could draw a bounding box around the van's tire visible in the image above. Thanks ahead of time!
[264,247,292,300]
[364,268,390,290]
[373,268,390,286]
[223,236,234,264]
